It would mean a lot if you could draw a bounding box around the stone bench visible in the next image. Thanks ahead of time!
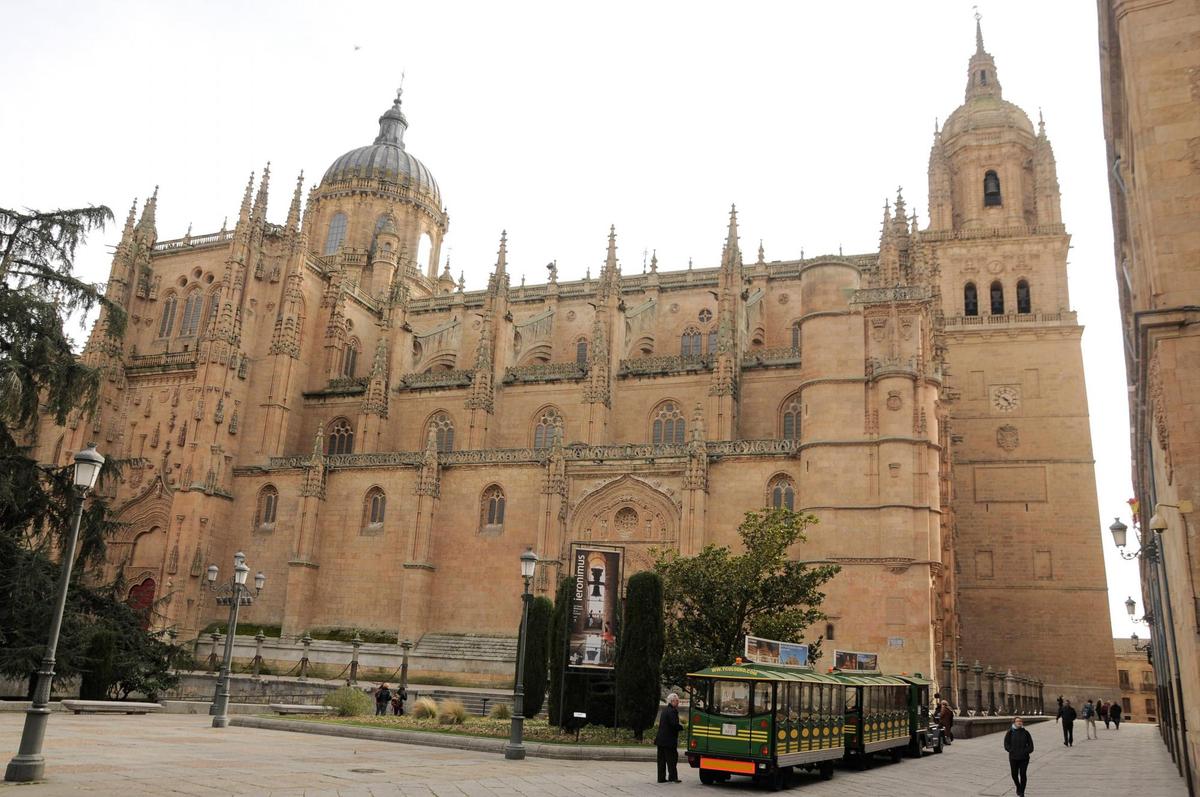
[60,700,163,715]
[268,703,338,716]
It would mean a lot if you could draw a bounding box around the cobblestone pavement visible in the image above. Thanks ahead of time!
[0,713,1187,796]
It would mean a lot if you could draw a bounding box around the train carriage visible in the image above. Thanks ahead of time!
[685,664,846,788]
[838,673,912,765]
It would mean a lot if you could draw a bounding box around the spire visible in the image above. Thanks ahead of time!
[605,224,618,274]
[286,171,304,233]
[238,172,255,225]
[893,187,907,222]
[495,230,507,276]
[374,87,409,148]
[720,204,741,274]
[975,10,985,55]
[965,10,1002,101]
[649,250,658,273]
[1038,107,1046,138]
[253,162,271,221]
[135,186,158,239]
[116,197,138,256]
[757,240,765,265]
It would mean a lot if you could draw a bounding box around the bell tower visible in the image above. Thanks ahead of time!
[926,17,1117,703]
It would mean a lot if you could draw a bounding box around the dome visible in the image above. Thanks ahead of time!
[322,91,441,205]
[941,94,1035,141]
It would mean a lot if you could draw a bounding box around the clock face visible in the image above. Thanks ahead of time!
[992,386,1021,412]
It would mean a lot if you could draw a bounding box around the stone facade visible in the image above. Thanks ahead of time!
[1114,638,1159,724]
[1099,0,1200,789]
[34,24,1115,699]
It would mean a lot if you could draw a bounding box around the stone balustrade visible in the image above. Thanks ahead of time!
[940,658,1047,716]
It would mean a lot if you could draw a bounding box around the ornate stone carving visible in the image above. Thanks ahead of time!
[886,390,903,411]
[503,362,587,384]
[997,424,1019,451]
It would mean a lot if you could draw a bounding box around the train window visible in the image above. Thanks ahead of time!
[845,688,858,711]
[713,681,750,716]
[753,683,772,715]
[786,683,799,720]
[690,680,711,712]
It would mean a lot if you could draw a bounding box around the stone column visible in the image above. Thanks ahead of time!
[941,658,953,703]
[956,660,968,713]
[1037,680,1045,715]
[985,666,996,715]
[252,630,266,680]
[973,661,983,715]
[1004,669,1016,715]
[349,633,362,685]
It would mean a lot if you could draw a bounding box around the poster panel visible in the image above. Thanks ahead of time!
[744,635,810,668]
[834,649,879,671]
[567,545,622,669]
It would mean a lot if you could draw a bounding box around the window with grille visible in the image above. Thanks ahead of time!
[782,395,801,441]
[480,485,506,533]
[791,322,802,349]
[324,212,348,255]
[179,292,204,336]
[202,291,219,335]
[990,281,1005,314]
[651,401,685,445]
[964,283,979,316]
[427,412,455,452]
[342,341,359,378]
[706,329,717,354]
[255,485,278,530]
[768,475,796,510]
[825,623,835,641]
[576,339,588,365]
[158,294,178,337]
[363,487,386,531]
[327,418,354,455]
[533,407,562,448]
[681,327,702,357]
[1016,280,1031,314]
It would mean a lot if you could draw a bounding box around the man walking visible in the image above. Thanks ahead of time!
[1083,699,1098,739]
[1100,700,1111,729]
[939,699,955,745]
[1060,699,1077,746]
[1110,699,1123,730]
[374,683,392,717]
[655,693,683,783]
[1004,716,1035,797]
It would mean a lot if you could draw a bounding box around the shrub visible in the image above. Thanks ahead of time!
[322,686,372,717]
[437,698,468,725]
[411,696,439,719]
[616,571,665,739]
[520,596,553,718]
[489,702,512,720]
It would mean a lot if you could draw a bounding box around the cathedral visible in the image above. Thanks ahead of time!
[40,22,1116,699]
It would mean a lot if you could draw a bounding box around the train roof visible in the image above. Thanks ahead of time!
[686,664,909,686]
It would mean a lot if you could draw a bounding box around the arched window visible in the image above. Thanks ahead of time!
[480,484,506,534]
[706,329,718,354]
[342,339,360,378]
[768,474,796,511]
[158,294,178,337]
[254,485,278,530]
[427,411,455,452]
[964,283,979,316]
[326,417,354,455]
[533,407,563,449]
[980,69,988,86]
[825,623,835,641]
[1016,280,1031,314]
[990,281,1005,315]
[179,291,204,337]
[416,232,434,273]
[791,322,802,350]
[681,327,702,357]
[363,487,386,531]
[576,338,588,365]
[323,212,348,255]
[651,401,685,446]
[201,291,220,335]
[781,394,802,441]
[983,170,1002,207]
[51,435,63,466]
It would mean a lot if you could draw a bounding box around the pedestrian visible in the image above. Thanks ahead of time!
[396,685,408,716]
[939,699,955,745]
[1060,699,1077,746]
[374,683,392,717]
[654,693,683,783]
[1100,700,1111,729]
[1055,694,1064,723]
[1083,699,1097,739]
[1004,715,1035,797]
[1110,699,1122,729]
[390,693,401,716]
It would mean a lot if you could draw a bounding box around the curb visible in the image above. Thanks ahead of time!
[229,716,657,761]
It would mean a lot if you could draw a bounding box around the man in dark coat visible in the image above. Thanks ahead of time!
[654,693,683,783]
[939,700,955,744]
[1110,699,1123,729]
[374,683,392,717]
[1060,699,1077,746]
[1003,716,1035,797]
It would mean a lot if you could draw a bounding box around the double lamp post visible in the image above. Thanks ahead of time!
[205,552,266,728]
[504,548,538,761]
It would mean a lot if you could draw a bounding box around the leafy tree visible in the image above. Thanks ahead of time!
[519,596,552,718]
[654,508,840,688]
[616,571,664,739]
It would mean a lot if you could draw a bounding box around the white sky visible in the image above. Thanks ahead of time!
[1,0,1144,640]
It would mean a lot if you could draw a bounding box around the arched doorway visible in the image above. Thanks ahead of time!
[128,577,157,628]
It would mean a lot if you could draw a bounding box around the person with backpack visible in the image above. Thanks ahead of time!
[1082,699,1097,739]
[1004,716,1035,797]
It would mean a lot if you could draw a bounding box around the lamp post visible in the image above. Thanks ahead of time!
[400,638,413,695]
[6,444,104,783]
[206,552,265,728]
[504,548,538,761]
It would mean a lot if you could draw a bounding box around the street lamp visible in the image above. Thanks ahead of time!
[206,552,265,728]
[6,444,104,783]
[1125,596,1137,619]
[504,548,538,761]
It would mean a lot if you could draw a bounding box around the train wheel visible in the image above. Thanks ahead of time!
[889,746,903,763]
[933,735,944,754]
[699,770,716,785]
[819,761,834,781]
[770,766,792,791]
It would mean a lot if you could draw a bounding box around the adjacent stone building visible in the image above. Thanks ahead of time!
[35,22,1115,700]
[1099,0,1200,789]
[1114,638,1159,724]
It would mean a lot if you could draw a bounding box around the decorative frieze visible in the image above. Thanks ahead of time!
[396,369,474,391]
[619,353,712,377]
[503,362,587,384]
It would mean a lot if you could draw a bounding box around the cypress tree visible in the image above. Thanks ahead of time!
[547,576,571,726]
[520,595,552,718]
[616,570,665,739]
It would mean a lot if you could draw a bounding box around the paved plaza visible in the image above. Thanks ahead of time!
[0,713,1185,796]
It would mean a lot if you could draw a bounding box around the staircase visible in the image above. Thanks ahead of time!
[414,633,518,664]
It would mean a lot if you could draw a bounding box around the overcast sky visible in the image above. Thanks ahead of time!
[1,0,1145,641]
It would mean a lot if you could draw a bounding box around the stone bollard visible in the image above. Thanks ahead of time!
[942,657,954,705]
[298,632,313,681]
[252,630,266,680]
[985,666,996,715]
[1037,680,1045,715]
[957,659,968,714]
[350,633,362,685]
[1005,669,1016,715]
[400,638,413,695]
[972,661,983,715]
